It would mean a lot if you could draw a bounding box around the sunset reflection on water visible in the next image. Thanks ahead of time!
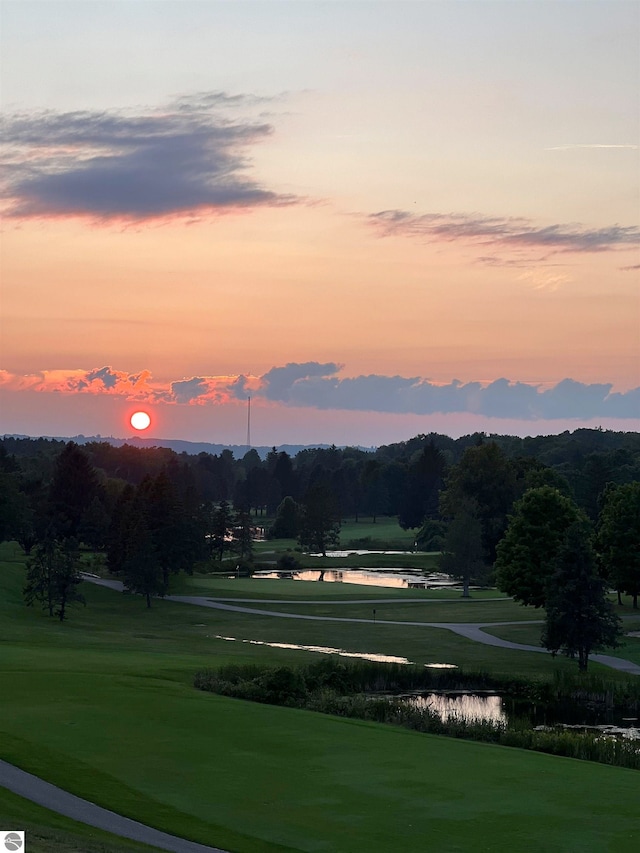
[254,569,457,589]
[405,693,507,725]
[211,634,412,664]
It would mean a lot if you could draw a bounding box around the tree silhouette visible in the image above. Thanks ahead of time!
[24,537,85,621]
[543,522,621,671]
[299,483,340,556]
[49,442,102,540]
[596,482,640,608]
[495,486,584,608]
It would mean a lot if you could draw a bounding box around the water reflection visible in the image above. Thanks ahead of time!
[211,634,412,664]
[535,723,640,742]
[253,568,458,590]
[310,550,414,557]
[403,692,507,725]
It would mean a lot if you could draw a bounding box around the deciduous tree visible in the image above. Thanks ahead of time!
[24,537,85,621]
[440,442,517,562]
[543,522,621,671]
[596,482,640,608]
[494,486,584,608]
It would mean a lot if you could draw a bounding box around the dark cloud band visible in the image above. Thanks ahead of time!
[3,363,638,420]
[257,365,639,420]
[1,93,295,220]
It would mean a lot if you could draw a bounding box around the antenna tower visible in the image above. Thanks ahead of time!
[246,395,251,448]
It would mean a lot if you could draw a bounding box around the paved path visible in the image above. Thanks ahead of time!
[84,577,640,676]
[3,578,638,851]
[0,760,227,853]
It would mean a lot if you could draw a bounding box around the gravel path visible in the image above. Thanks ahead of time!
[0,760,227,853]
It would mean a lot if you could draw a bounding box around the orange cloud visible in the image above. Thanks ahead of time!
[1,364,637,421]
[0,366,263,406]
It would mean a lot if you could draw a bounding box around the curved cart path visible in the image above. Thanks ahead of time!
[3,579,638,849]
[0,760,227,853]
[167,596,640,675]
[83,577,640,675]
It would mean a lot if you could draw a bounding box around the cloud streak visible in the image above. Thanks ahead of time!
[545,144,639,151]
[0,92,295,221]
[2,363,638,421]
[366,210,640,257]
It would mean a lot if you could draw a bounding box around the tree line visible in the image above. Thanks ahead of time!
[0,430,638,668]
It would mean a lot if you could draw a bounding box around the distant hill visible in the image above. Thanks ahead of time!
[1,433,374,460]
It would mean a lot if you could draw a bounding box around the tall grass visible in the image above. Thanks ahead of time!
[194,659,640,770]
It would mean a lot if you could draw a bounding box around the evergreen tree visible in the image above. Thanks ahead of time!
[269,496,301,539]
[233,509,254,562]
[298,483,340,556]
[439,499,485,597]
[398,442,447,529]
[24,538,56,617]
[210,500,235,561]
[49,442,102,540]
[107,484,135,574]
[122,508,166,608]
[0,471,30,544]
[78,495,111,551]
[360,460,389,523]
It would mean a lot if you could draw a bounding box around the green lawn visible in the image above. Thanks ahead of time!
[1,543,639,852]
[0,786,165,853]
[236,598,543,623]
[485,613,640,666]
[251,516,423,561]
[250,551,441,572]
[170,573,502,600]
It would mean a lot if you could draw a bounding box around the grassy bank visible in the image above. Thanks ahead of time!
[1,543,639,851]
[485,617,640,666]
[0,787,164,853]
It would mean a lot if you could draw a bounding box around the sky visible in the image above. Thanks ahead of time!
[1,0,638,447]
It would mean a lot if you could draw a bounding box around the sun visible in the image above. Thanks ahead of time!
[130,411,151,431]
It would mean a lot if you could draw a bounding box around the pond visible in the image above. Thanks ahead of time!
[310,550,416,557]
[395,690,640,741]
[253,567,461,590]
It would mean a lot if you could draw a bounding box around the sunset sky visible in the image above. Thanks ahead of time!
[1,0,638,446]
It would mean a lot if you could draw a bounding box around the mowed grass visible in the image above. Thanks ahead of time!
[485,613,640,666]
[339,517,418,545]
[233,598,543,623]
[250,516,425,565]
[171,573,504,601]
[0,786,166,853]
[249,550,441,572]
[1,543,639,852]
